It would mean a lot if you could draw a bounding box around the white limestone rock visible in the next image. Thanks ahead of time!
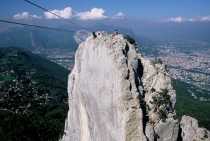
[180,116,210,141]
[61,31,209,141]
[74,30,91,44]
[154,118,179,141]
[62,32,147,141]
[140,54,179,141]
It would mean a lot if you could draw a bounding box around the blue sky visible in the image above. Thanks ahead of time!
[1,0,210,22]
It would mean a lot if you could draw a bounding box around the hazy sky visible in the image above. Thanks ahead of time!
[1,0,210,21]
[0,0,210,43]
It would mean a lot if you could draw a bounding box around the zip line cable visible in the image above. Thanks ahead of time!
[22,0,89,31]
[0,19,76,33]
[23,0,62,19]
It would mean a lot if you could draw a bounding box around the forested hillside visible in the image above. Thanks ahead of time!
[174,80,210,130]
[0,47,69,141]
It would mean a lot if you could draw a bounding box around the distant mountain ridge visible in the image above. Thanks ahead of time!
[0,27,77,50]
[1,19,210,51]
[0,23,151,51]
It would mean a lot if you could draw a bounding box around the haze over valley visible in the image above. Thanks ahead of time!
[0,0,210,140]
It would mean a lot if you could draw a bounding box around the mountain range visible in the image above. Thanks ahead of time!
[0,19,210,51]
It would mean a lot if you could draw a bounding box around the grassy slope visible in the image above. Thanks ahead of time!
[173,79,210,130]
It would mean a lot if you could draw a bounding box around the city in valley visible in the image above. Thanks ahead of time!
[32,40,210,102]
[143,40,210,101]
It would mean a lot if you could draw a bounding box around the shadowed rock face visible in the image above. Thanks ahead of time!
[61,31,210,141]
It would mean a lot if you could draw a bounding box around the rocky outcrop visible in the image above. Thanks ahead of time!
[74,30,91,44]
[140,57,179,141]
[180,116,210,141]
[61,31,210,141]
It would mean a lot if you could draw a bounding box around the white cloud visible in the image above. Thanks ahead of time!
[13,12,41,20]
[14,7,127,21]
[168,16,184,23]
[77,8,107,20]
[200,16,210,21]
[167,16,210,23]
[112,12,126,19]
[188,18,196,22]
[44,7,73,19]
[44,7,107,20]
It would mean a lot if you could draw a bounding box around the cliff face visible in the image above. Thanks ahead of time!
[61,31,210,141]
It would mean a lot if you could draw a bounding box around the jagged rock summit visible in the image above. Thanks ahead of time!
[61,31,210,141]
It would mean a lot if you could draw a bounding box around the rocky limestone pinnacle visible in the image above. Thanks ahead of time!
[60,31,210,141]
